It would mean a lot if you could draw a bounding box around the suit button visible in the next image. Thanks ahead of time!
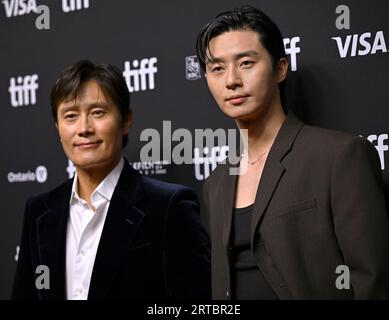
[226,290,230,297]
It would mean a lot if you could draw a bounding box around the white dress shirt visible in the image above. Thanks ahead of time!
[65,158,124,300]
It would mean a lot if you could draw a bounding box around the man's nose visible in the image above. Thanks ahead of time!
[226,67,243,90]
[77,114,93,136]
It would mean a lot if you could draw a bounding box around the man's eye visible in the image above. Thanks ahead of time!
[211,66,223,72]
[241,61,254,67]
[64,113,77,119]
[92,109,106,116]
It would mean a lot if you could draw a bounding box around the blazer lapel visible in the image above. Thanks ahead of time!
[37,180,72,300]
[87,161,146,300]
[221,164,238,250]
[250,112,304,246]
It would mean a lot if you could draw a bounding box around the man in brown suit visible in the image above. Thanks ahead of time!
[196,5,389,299]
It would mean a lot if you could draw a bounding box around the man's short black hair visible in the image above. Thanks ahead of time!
[196,5,287,106]
[50,60,131,148]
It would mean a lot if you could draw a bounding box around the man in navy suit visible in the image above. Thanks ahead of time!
[12,60,211,300]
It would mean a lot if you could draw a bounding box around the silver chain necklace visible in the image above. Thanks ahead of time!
[242,149,269,165]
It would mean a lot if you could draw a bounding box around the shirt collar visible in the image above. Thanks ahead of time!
[70,158,125,204]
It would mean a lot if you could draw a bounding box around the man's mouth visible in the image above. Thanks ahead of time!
[74,141,102,148]
[226,95,249,105]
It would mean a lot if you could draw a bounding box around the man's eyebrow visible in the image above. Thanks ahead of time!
[234,50,260,59]
[206,56,223,65]
[59,104,77,113]
[88,101,110,108]
[206,50,260,65]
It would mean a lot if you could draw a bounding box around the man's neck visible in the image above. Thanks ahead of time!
[75,157,122,208]
[236,99,286,157]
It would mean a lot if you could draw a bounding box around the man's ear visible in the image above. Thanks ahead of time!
[277,58,288,83]
[122,112,132,134]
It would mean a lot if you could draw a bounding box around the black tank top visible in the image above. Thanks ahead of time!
[231,204,279,299]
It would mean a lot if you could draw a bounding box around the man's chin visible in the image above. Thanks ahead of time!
[71,159,100,171]
[221,106,251,120]
[226,112,253,121]
[71,157,120,173]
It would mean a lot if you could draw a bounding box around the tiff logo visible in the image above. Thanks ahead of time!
[122,57,158,93]
[193,146,229,181]
[367,134,388,170]
[62,0,89,12]
[2,0,37,18]
[283,37,300,71]
[8,74,39,107]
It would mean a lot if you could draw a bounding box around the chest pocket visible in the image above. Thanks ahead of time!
[270,198,317,221]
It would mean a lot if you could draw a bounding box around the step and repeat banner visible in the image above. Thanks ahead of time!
[0,0,388,299]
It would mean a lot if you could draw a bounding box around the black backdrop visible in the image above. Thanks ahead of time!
[1,0,388,299]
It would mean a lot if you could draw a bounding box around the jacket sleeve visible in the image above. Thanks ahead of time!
[164,187,211,299]
[11,197,38,300]
[331,136,389,299]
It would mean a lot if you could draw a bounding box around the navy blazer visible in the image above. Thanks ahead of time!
[12,160,211,300]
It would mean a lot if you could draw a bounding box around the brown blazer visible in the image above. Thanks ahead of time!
[203,112,389,299]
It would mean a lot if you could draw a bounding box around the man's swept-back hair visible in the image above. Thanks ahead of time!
[50,60,131,147]
[196,5,287,106]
